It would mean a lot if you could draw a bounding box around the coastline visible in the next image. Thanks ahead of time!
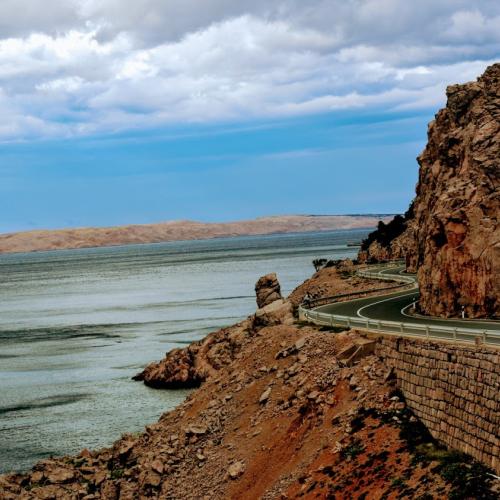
[0,215,392,255]
[2,261,497,498]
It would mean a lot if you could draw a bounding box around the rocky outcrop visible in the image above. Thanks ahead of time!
[133,319,252,389]
[134,273,292,389]
[359,64,499,318]
[5,326,492,499]
[358,209,414,265]
[408,63,499,318]
[255,273,282,308]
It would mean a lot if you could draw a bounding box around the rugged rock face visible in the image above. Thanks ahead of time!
[409,63,499,318]
[132,319,252,388]
[359,63,499,318]
[358,211,414,265]
[255,273,282,308]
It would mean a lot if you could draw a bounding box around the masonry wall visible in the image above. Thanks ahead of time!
[375,336,500,473]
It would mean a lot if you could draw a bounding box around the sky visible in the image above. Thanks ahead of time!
[0,1,499,232]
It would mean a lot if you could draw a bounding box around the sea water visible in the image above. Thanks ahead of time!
[0,229,368,473]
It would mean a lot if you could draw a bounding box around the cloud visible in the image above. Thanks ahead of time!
[0,1,498,140]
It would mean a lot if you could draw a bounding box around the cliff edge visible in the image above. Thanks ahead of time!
[410,63,499,318]
[360,63,499,318]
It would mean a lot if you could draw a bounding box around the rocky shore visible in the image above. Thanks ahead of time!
[1,262,497,499]
[1,65,499,500]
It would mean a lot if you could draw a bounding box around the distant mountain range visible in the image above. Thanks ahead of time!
[0,214,393,254]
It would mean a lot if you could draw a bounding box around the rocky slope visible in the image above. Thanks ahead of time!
[359,63,499,318]
[2,267,497,499]
[357,208,414,268]
[133,263,390,390]
[0,215,391,255]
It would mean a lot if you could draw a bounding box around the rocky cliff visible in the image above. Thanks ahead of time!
[360,63,499,318]
[358,207,414,268]
[411,63,499,318]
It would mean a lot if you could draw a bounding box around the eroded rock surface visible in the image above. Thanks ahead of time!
[359,63,499,318]
[255,273,282,308]
[409,63,499,318]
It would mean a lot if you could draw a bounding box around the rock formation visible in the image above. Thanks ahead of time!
[3,326,497,498]
[410,63,499,318]
[360,63,499,318]
[358,209,414,265]
[255,273,282,308]
[134,273,293,389]
[133,319,252,389]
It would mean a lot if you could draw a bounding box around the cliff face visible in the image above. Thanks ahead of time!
[360,63,499,318]
[410,63,499,318]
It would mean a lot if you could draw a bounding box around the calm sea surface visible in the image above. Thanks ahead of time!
[0,229,368,473]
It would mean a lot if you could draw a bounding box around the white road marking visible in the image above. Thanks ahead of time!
[401,301,418,318]
[402,302,500,326]
[357,292,417,319]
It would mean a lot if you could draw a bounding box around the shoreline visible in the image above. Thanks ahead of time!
[2,261,499,498]
[2,261,497,498]
[0,215,391,255]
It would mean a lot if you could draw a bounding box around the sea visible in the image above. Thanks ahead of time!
[0,228,368,473]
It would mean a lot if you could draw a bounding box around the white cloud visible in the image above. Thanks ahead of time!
[0,1,498,140]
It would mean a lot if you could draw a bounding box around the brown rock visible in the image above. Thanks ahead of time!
[45,467,75,484]
[227,460,245,479]
[259,387,272,404]
[408,63,500,318]
[133,318,252,389]
[186,424,208,436]
[253,299,294,328]
[100,480,118,499]
[255,273,282,308]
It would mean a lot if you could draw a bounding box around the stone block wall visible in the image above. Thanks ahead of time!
[375,336,500,473]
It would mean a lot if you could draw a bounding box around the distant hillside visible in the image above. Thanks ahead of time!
[0,215,393,254]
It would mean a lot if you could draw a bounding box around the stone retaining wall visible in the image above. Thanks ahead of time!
[374,336,499,473]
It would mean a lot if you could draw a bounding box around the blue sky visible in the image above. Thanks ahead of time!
[0,1,499,232]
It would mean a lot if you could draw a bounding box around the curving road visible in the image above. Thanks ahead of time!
[303,264,500,346]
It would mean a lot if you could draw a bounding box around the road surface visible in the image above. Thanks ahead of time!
[302,264,500,346]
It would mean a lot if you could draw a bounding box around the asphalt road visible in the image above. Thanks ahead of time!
[315,265,500,333]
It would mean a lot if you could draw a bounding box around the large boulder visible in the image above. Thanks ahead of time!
[255,273,282,308]
[253,299,294,328]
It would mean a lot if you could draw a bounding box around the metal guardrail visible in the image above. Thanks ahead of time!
[306,267,416,308]
[356,269,416,285]
[299,266,500,347]
[299,308,500,346]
